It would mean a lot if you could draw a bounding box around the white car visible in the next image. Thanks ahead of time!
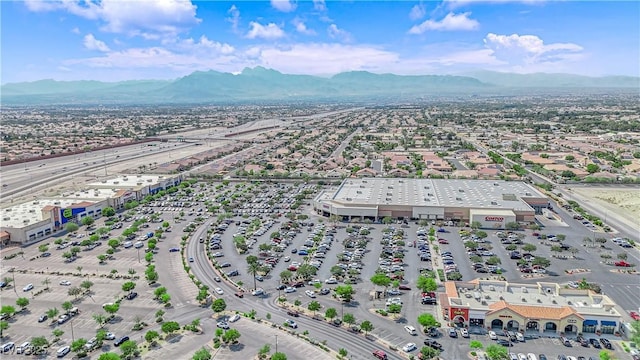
[526,354,538,360]
[56,345,70,358]
[59,280,71,286]
[404,325,417,335]
[460,328,469,338]
[228,314,241,323]
[216,321,229,329]
[283,256,291,262]
[305,290,316,298]
[23,283,34,292]
[325,278,338,284]
[252,288,264,296]
[286,319,298,328]
[402,343,417,352]
[105,332,116,340]
[489,331,498,340]
[214,287,224,295]
[284,287,296,293]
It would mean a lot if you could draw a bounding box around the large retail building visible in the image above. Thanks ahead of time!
[440,280,623,336]
[313,178,549,228]
[0,174,182,245]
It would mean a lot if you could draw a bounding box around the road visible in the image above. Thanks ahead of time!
[0,142,195,202]
[186,227,407,360]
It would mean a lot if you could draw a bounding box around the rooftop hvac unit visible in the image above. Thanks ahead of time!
[491,201,498,205]
[5,208,11,212]
[123,177,128,180]
[346,198,352,201]
[356,191,362,194]
[456,197,462,201]
[362,180,367,183]
[113,181,119,184]
[137,182,143,185]
[3,217,10,221]
[489,285,495,291]
[32,201,39,204]
[424,186,430,189]
[522,287,527,293]
[459,189,464,192]
[147,179,153,182]
[54,201,60,205]
[23,219,30,223]
[136,175,142,178]
[493,183,499,186]
[29,209,35,213]
[360,185,365,188]
[102,180,107,183]
[525,192,532,196]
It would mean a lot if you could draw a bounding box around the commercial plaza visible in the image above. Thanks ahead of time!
[314,178,550,228]
[0,174,182,245]
[441,280,623,336]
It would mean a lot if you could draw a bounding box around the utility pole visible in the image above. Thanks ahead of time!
[275,334,278,353]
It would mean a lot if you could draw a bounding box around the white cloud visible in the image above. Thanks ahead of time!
[409,3,427,21]
[409,12,479,34]
[292,18,315,35]
[71,27,81,34]
[444,0,545,9]
[83,34,111,52]
[24,0,200,39]
[313,0,326,11]
[226,5,240,33]
[327,24,352,42]
[484,33,583,67]
[270,0,297,13]
[246,22,285,40]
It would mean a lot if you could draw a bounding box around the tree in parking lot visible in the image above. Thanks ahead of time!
[81,280,94,293]
[52,328,64,342]
[82,216,95,226]
[308,301,321,315]
[70,338,88,357]
[330,266,344,277]
[68,286,83,299]
[417,313,440,329]
[630,320,640,347]
[343,313,356,326]
[103,303,120,318]
[211,298,226,313]
[31,336,49,353]
[161,321,180,335]
[0,321,8,337]
[122,281,136,294]
[98,353,122,360]
[61,301,73,314]
[65,223,80,233]
[16,297,29,311]
[417,276,438,293]
[485,344,509,360]
[617,253,628,260]
[280,270,293,284]
[94,314,107,328]
[469,340,483,350]
[334,285,355,302]
[360,320,374,335]
[108,239,120,250]
[120,340,138,359]
[420,346,440,360]
[532,257,551,268]
[271,352,288,360]
[485,256,501,265]
[370,273,391,290]
[192,347,212,360]
[46,307,60,320]
[222,328,241,344]
[145,330,160,345]
[325,308,337,320]
[98,254,108,264]
[522,243,537,253]
[154,287,167,299]
[387,304,402,313]
[505,222,520,230]
[598,350,614,360]
[297,264,317,280]
[475,230,488,239]
[160,293,171,304]
[102,207,116,217]
[247,261,262,291]
[38,244,49,253]
[464,241,478,250]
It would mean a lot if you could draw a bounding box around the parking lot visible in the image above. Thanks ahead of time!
[2,179,638,359]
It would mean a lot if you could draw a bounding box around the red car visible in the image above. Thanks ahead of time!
[398,285,412,290]
[615,261,632,267]
[630,311,640,321]
[438,239,449,244]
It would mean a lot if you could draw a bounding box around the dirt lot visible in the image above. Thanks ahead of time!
[571,187,640,230]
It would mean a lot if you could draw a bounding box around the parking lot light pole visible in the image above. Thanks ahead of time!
[275,334,278,353]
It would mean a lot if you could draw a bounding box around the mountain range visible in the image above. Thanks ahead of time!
[2,67,638,105]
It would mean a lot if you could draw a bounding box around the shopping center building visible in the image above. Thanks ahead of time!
[0,174,182,245]
[313,178,549,228]
[440,280,623,336]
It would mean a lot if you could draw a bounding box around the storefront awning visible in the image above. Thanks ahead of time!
[601,321,617,326]
[583,320,598,326]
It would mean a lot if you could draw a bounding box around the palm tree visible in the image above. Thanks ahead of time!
[42,278,51,292]
[247,262,261,291]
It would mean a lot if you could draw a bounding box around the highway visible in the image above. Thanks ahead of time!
[0,142,196,202]
[186,221,406,360]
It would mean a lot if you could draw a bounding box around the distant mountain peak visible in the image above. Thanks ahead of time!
[241,66,282,76]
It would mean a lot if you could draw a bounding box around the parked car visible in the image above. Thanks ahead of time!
[285,319,298,328]
[489,331,498,340]
[600,338,612,349]
[589,338,601,348]
[424,339,443,350]
[216,321,229,329]
[448,328,458,338]
[402,343,417,352]
[56,345,70,357]
[615,261,632,267]
[373,350,388,359]
[38,314,48,323]
[23,283,34,292]
[404,326,417,335]
[114,336,129,347]
[631,311,640,321]
[125,292,138,300]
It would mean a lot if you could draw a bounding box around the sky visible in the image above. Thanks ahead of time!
[1,0,639,83]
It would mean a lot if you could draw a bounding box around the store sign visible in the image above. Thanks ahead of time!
[567,319,577,324]
[485,216,504,222]
[499,315,513,319]
[449,307,469,320]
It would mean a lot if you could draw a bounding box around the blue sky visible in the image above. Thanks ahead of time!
[2,0,639,83]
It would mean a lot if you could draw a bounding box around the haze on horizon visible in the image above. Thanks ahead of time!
[2,0,639,84]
